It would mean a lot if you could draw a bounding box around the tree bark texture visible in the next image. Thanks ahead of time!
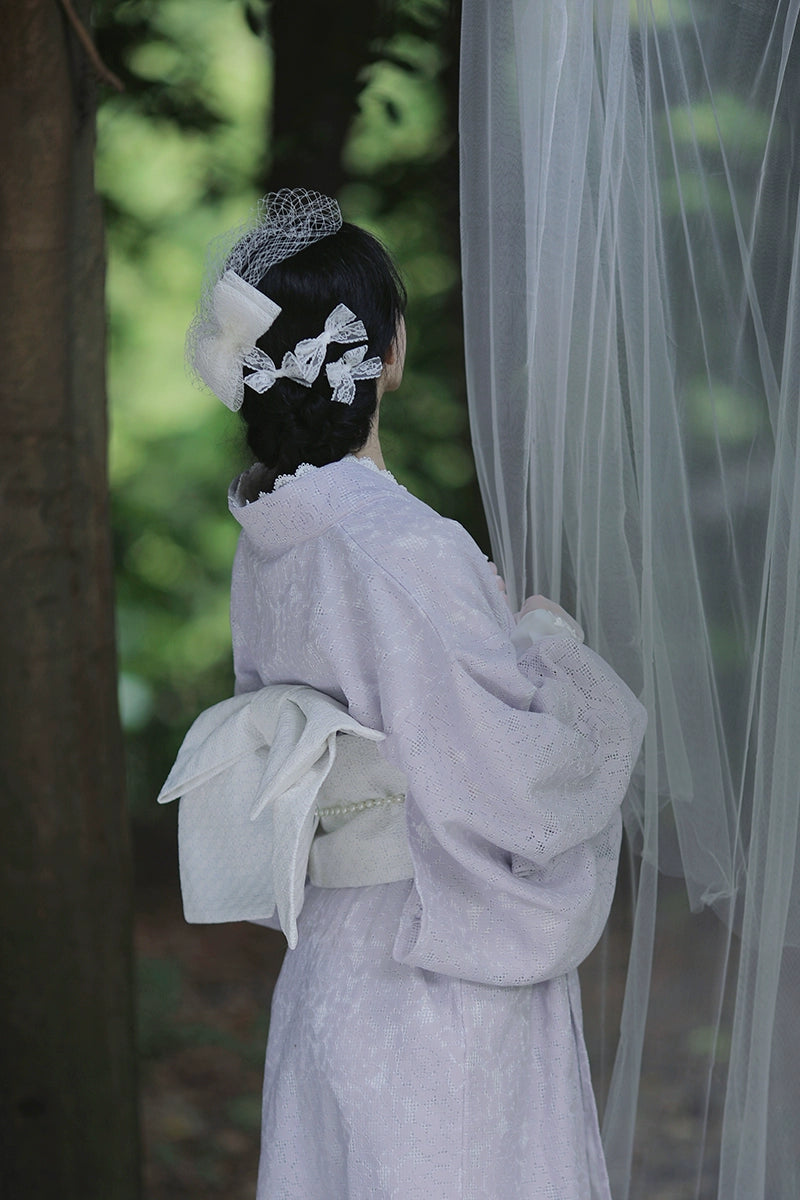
[0,3,140,1197]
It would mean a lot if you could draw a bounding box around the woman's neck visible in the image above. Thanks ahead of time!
[354,418,385,471]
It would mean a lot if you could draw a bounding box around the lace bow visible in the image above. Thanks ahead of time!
[243,347,313,393]
[325,345,383,405]
[241,303,383,402]
[292,304,371,380]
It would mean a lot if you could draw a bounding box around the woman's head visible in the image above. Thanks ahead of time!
[239,220,406,485]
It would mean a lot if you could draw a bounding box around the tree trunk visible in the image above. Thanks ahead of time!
[267,0,390,194]
[0,3,140,1197]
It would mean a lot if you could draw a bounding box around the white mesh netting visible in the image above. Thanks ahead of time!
[185,189,343,409]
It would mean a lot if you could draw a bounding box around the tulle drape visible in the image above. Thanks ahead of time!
[459,2,800,1196]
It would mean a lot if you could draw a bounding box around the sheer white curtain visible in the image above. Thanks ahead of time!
[460,2,800,1197]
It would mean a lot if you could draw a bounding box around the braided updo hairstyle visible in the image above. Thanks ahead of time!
[239,223,406,491]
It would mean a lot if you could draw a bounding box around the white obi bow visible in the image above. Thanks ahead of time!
[157,685,411,947]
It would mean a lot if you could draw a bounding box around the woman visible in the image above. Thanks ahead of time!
[172,189,646,1199]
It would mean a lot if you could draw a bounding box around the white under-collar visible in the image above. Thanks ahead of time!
[272,454,396,492]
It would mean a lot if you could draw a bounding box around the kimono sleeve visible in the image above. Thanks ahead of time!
[353,544,647,987]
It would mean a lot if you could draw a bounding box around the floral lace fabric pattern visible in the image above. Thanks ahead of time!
[271,454,397,493]
[226,456,645,1199]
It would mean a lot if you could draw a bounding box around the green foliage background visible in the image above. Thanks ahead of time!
[96,0,483,823]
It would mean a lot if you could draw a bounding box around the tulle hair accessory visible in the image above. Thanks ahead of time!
[186,189,343,411]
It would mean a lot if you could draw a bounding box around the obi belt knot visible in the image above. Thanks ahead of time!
[157,685,412,947]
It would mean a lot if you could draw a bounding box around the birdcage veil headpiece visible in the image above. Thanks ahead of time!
[186,189,344,411]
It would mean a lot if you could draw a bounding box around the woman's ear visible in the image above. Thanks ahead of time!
[381,317,406,392]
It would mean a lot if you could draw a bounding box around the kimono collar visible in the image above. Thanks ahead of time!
[228,456,399,556]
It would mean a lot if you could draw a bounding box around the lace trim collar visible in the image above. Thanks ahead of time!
[229,455,407,556]
[271,454,396,493]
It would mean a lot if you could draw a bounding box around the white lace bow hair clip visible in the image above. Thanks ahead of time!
[186,190,382,410]
[243,303,383,406]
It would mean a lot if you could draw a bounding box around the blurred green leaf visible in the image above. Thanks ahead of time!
[631,0,693,28]
[685,377,766,446]
[666,94,774,159]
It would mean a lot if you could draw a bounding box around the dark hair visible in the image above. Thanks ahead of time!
[239,223,406,489]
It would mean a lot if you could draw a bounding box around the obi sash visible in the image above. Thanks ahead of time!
[157,685,413,948]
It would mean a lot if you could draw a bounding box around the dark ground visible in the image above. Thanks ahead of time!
[135,843,728,1200]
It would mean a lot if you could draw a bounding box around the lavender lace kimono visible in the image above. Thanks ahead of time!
[228,455,646,1200]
